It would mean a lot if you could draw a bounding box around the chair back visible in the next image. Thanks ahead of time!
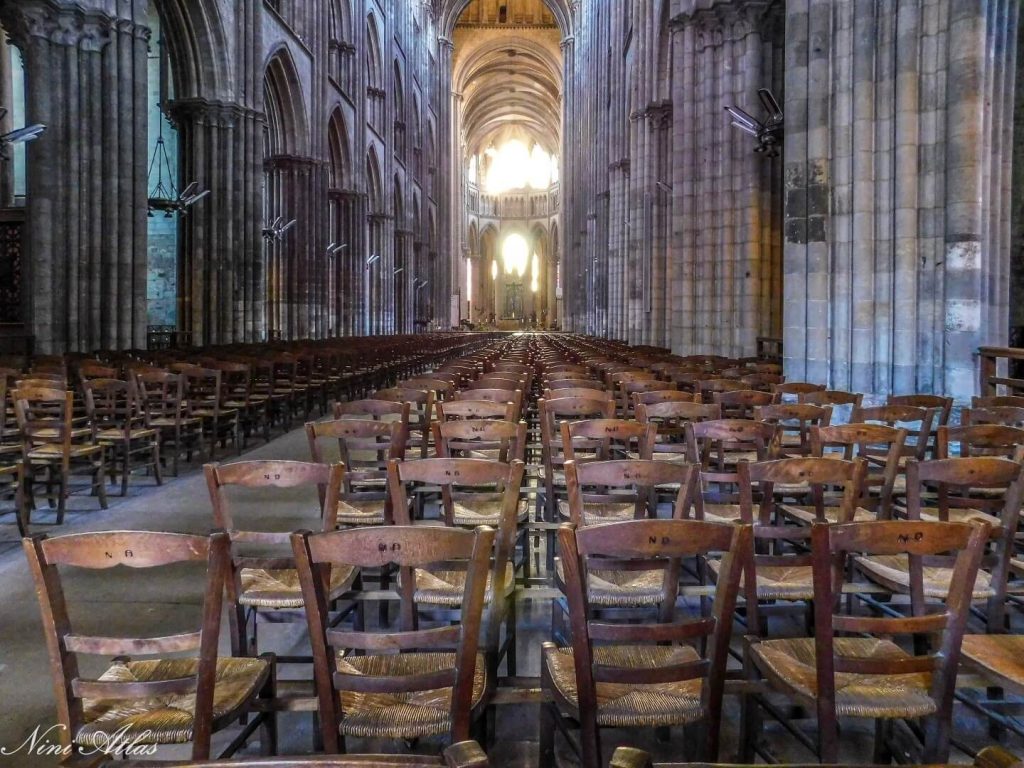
[437,399,515,423]
[888,394,953,426]
[12,386,75,454]
[962,406,1024,428]
[564,458,697,525]
[712,388,777,419]
[24,530,231,758]
[134,370,187,423]
[84,378,142,436]
[292,525,494,749]
[772,381,826,401]
[811,423,907,518]
[937,424,1024,460]
[556,519,749,760]
[810,518,989,760]
[754,403,832,457]
[798,389,864,409]
[451,388,523,420]
[433,419,527,463]
[632,389,698,408]
[852,404,938,461]
[560,419,655,463]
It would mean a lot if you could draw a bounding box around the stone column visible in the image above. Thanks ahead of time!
[169,99,264,345]
[1,0,149,352]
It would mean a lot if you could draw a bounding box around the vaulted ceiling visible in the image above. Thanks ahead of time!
[453,3,562,158]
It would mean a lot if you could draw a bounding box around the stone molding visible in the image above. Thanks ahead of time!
[0,0,123,51]
[167,98,263,130]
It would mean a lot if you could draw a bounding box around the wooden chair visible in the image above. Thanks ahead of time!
[541,519,749,767]
[206,460,355,660]
[24,530,276,760]
[792,423,908,522]
[437,398,515,423]
[434,419,527,465]
[388,457,524,677]
[631,389,698,408]
[635,401,720,465]
[135,370,203,476]
[0,459,25,535]
[684,419,777,524]
[755,403,832,458]
[729,457,867,635]
[451,388,524,421]
[798,389,865,409]
[852,404,938,468]
[618,379,675,418]
[962,405,1024,428]
[84,378,161,496]
[292,525,494,751]
[213,360,271,446]
[712,389,777,420]
[856,457,1024,633]
[772,381,826,401]
[13,386,109,523]
[374,387,434,458]
[182,367,241,460]
[307,419,407,527]
[742,519,989,763]
[333,397,411,429]
[889,393,953,426]
[539,396,617,568]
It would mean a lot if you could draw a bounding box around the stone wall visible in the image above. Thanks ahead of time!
[783,0,1019,399]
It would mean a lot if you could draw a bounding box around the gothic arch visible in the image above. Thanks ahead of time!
[393,173,405,223]
[439,0,572,37]
[365,13,384,91]
[152,0,231,100]
[329,0,353,44]
[263,47,309,157]
[327,107,352,190]
[366,146,384,213]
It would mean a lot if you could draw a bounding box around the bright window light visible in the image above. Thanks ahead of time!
[502,234,529,278]
[484,140,555,194]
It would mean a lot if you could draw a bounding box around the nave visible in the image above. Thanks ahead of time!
[2,334,1024,767]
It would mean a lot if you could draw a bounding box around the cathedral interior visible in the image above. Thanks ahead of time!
[1,1,1024,767]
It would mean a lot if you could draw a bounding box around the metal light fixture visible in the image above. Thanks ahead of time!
[724,88,783,158]
[147,119,209,217]
[0,108,45,151]
[262,216,297,241]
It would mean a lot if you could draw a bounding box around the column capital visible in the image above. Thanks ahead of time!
[671,0,773,40]
[167,98,262,129]
[0,0,117,51]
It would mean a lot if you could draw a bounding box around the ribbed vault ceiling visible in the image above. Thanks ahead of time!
[453,8,562,158]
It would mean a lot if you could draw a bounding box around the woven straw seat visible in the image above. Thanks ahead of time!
[917,506,1002,531]
[96,427,158,441]
[77,657,270,748]
[334,651,487,739]
[32,426,92,440]
[151,416,202,428]
[0,442,20,457]
[555,559,665,606]
[749,637,935,718]
[557,499,634,524]
[192,407,238,418]
[239,564,356,608]
[961,635,1024,692]
[856,553,994,598]
[708,558,813,600]
[337,499,387,525]
[28,443,103,460]
[627,450,687,463]
[412,562,514,606]
[545,645,704,727]
[701,503,741,524]
[468,448,501,461]
[452,498,529,526]
[779,504,877,524]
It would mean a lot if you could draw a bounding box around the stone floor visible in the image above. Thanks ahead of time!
[0,423,1017,767]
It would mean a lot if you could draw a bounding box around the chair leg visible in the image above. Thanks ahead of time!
[120,445,130,496]
[95,460,109,509]
[579,717,601,768]
[538,702,557,768]
[739,692,760,761]
[873,718,893,764]
[505,594,517,677]
[56,469,67,524]
[259,654,278,756]
[152,441,163,486]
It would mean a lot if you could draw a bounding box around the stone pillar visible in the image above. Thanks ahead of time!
[783,0,1018,399]
[169,99,264,345]
[1,0,149,352]
[438,36,455,328]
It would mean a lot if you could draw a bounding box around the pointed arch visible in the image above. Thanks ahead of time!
[365,13,384,91]
[152,0,231,100]
[327,107,352,190]
[366,146,384,213]
[393,174,405,223]
[263,47,309,157]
